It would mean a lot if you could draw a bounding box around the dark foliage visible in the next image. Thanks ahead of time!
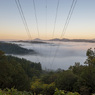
[0,50,42,91]
[1,48,95,95]
[55,70,78,91]
[7,56,42,78]
[0,42,35,54]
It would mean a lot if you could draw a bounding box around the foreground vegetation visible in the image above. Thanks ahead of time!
[0,88,33,95]
[0,88,80,95]
[0,48,95,95]
[0,50,41,91]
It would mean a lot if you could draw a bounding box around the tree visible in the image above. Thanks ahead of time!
[55,70,78,91]
[31,79,55,95]
[0,51,31,91]
[71,48,95,94]
[80,66,95,94]
[41,73,58,84]
[85,48,95,66]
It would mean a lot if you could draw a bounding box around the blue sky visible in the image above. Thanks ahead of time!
[0,0,95,40]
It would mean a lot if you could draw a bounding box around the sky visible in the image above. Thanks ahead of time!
[0,0,95,40]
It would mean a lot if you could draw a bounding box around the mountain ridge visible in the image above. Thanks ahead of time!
[8,38,95,43]
[49,38,95,43]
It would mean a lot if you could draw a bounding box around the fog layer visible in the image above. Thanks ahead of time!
[13,41,95,70]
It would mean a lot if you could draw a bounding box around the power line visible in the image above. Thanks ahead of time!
[61,0,77,38]
[48,0,60,65]
[52,0,60,39]
[51,0,77,68]
[44,0,48,65]
[33,0,40,38]
[45,0,47,39]
[15,0,39,62]
[33,0,45,64]
[15,0,32,39]
[15,0,77,69]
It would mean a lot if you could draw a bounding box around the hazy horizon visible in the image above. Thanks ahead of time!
[0,37,95,41]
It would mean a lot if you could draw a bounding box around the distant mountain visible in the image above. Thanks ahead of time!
[12,39,47,44]
[49,38,71,41]
[92,39,95,41]
[49,38,61,41]
[61,38,70,41]
[12,38,44,42]
[69,39,95,43]
[33,38,43,41]
[49,38,95,43]
[11,38,95,43]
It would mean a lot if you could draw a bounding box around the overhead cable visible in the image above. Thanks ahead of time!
[51,0,77,67]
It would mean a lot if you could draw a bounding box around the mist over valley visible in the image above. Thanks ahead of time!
[9,40,95,70]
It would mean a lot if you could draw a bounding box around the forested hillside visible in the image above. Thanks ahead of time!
[30,48,95,95]
[0,42,35,54]
[0,48,95,95]
[0,50,42,91]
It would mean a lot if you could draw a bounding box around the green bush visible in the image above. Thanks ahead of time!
[54,88,80,95]
[0,88,33,95]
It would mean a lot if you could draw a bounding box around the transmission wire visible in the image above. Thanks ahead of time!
[33,0,45,64]
[52,0,60,39]
[15,0,39,62]
[45,0,47,39]
[51,0,77,68]
[33,0,40,38]
[15,0,31,39]
[44,0,48,68]
[48,0,60,66]
[61,0,77,38]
